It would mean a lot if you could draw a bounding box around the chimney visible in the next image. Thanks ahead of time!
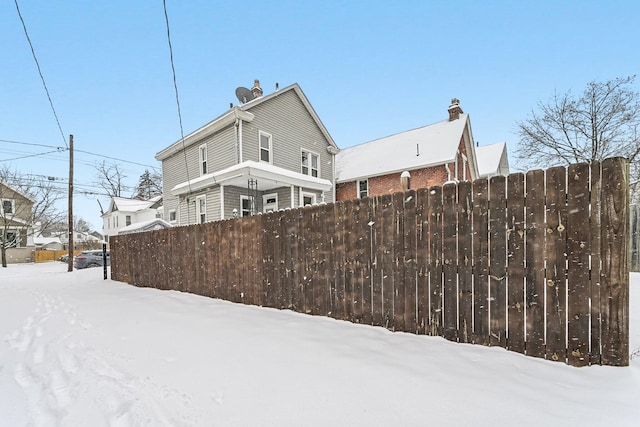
[448,98,463,121]
[251,79,263,99]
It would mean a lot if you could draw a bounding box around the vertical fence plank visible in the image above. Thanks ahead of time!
[567,163,591,367]
[489,175,507,348]
[352,199,365,323]
[545,166,567,363]
[416,189,430,335]
[442,183,458,341]
[403,190,417,333]
[428,186,443,337]
[333,201,346,321]
[343,199,356,322]
[589,161,603,364]
[313,205,329,317]
[320,204,334,316]
[525,170,546,358]
[361,199,374,325]
[393,192,406,331]
[370,196,384,326]
[457,181,473,343]
[507,173,526,354]
[381,194,395,330]
[472,179,489,345]
[600,157,630,366]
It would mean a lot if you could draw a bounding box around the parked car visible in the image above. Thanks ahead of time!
[59,254,69,262]
[74,250,110,269]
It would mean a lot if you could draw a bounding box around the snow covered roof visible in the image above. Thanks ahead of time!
[171,160,332,196]
[117,218,172,235]
[33,236,62,246]
[475,142,508,178]
[336,114,470,182]
[106,197,162,215]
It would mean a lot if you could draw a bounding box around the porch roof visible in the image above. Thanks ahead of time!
[171,161,332,196]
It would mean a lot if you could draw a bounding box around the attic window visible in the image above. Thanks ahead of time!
[259,131,272,164]
[2,199,14,215]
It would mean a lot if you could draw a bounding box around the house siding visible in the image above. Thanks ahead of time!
[242,90,335,202]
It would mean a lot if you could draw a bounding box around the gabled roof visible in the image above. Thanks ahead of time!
[336,114,476,182]
[104,196,162,216]
[0,181,35,203]
[155,83,337,161]
[118,218,172,235]
[476,142,509,178]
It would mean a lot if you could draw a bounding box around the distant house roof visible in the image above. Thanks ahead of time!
[155,83,338,161]
[104,196,162,216]
[475,142,509,178]
[336,114,476,182]
[34,236,62,246]
[0,181,35,203]
[117,218,172,235]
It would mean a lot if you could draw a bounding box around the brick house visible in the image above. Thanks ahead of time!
[335,99,487,200]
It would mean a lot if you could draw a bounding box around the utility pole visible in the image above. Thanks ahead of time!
[67,134,74,272]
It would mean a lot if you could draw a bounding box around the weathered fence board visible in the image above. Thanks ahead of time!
[525,169,545,358]
[415,188,430,335]
[111,158,630,367]
[428,186,443,337]
[442,183,458,341]
[600,157,629,366]
[545,166,567,363]
[472,179,489,345]
[567,163,591,367]
[507,173,525,354]
[489,176,507,347]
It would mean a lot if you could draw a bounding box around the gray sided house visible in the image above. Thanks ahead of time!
[156,81,339,225]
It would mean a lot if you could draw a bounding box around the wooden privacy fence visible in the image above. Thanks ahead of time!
[111,157,630,367]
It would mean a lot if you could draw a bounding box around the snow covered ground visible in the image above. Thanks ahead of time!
[1,262,638,426]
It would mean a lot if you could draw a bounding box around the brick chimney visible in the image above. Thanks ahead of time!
[251,79,263,99]
[448,98,463,121]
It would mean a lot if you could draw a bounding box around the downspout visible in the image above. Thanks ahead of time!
[445,163,452,182]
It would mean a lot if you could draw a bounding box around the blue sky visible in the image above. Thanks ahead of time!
[1,0,638,230]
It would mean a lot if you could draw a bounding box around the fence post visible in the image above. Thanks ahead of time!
[600,157,630,366]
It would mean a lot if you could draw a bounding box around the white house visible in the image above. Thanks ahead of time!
[102,196,163,241]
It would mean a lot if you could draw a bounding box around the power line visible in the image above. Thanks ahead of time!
[0,149,64,162]
[13,0,68,149]
[163,0,192,197]
[1,139,159,170]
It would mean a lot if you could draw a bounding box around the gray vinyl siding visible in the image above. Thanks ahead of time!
[177,187,221,224]
[161,124,236,221]
[242,90,334,192]
[223,185,291,218]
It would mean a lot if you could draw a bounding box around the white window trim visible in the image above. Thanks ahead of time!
[196,194,207,224]
[240,195,252,217]
[258,131,273,164]
[262,193,278,213]
[357,179,369,199]
[301,149,320,178]
[1,198,15,216]
[300,191,316,207]
[199,143,208,176]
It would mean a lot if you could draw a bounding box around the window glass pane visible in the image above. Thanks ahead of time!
[260,134,270,148]
[260,149,270,162]
[312,169,318,178]
[311,155,318,168]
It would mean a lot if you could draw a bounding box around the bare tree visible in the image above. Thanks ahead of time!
[73,216,92,233]
[0,166,65,267]
[516,75,640,201]
[95,160,128,198]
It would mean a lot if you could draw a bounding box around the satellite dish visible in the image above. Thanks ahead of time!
[235,87,253,104]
